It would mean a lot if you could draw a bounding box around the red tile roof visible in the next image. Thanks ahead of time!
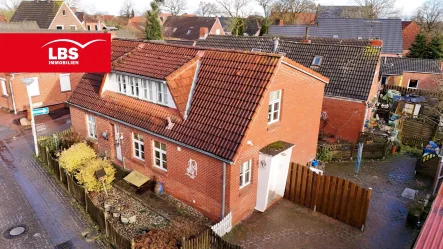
[69,43,284,161]
[112,42,199,80]
[415,184,443,249]
[111,39,143,61]
[402,21,422,50]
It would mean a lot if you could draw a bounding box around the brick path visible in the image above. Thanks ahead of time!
[0,110,105,249]
[225,155,428,249]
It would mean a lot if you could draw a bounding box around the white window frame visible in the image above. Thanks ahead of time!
[132,133,145,161]
[216,29,220,35]
[312,56,323,66]
[140,79,153,101]
[333,35,339,38]
[69,25,77,30]
[86,115,97,139]
[116,73,169,106]
[240,160,252,189]
[56,25,64,30]
[62,9,67,16]
[95,24,99,30]
[59,74,71,92]
[408,79,419,89]
[153,140,167,171]
[1,78,8,96]
[268,90,282,124]
[156,82,168,105]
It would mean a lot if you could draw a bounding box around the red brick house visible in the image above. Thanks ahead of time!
[380,57,442,91]
[197,35,382,142]
[67,39,328,224]
[402,21,422,56]
[0,73,83,113]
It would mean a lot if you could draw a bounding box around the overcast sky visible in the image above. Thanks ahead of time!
[79,0,425,20]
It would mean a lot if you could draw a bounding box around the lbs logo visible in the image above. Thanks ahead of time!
[42,39,106,65]
[0,33,111,72]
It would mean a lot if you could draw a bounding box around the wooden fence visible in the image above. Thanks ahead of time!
[211,212,232,237]
[284,163,372,230]
[182,229,241,249]
[318,142,391,161]
[400,116,437,148]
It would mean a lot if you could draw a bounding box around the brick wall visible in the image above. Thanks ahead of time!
[210,18,225,35]
[70,106,225,222]
[48,2,84,30]
[321,97,366,142]
[227,63,326,224]
[400,73,440,91]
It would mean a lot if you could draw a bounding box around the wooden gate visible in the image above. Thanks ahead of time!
[284,163,372,230]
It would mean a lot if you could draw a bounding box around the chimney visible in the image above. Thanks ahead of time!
[199,27,209,39]
[166,117,175,130]
[273,37,279,53]
[279,19,284,26]
[302,27,311,43]
[370,39,383,48]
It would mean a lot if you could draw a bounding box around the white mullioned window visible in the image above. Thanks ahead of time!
[268,90,282,124]
[240,160,252,188]
[153,141,167,171]
[86,115,97,139]
[132,133,145,161]
[116,73,170,106]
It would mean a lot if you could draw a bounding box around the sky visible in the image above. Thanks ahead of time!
[79,0,425,20]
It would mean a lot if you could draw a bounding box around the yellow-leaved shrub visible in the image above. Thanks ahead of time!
[75,159,116,192]
[59,143,96,173]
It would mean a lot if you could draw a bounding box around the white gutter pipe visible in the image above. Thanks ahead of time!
[9,74,17,114]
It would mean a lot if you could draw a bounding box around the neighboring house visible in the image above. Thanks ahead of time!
[380,57,442,90]
[269,18,403,55]
[402,21,422,56]
[0,73,83,113]
[219,16,261,36]
[75,11,105,31]
[162,16,224,41]
[197,35,382,142]
[0,21,40,31]
[67,39,328,224]
[128,14,172,39]
[10,0,85,30]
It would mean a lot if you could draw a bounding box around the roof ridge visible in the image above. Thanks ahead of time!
[282,40,376,49]
[384,56,441,62]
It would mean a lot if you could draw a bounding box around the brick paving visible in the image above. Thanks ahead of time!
[225,155,429,249]
[0,110,105,249]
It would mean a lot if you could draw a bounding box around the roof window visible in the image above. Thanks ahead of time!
[312,56,323,66]
[357,37,362,40]
[186,30,191,35]
[251,48,262,52]
[173,28,177,33]
[333,35,339,38]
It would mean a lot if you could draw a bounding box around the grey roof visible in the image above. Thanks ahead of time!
[269,18,403,54]
[10,0,63,29]
[164,39,196,46]
[113,30,137,40]
[317,6,370,18]
[380,57,442,75]
[197,35,381,100]
[0,21,40,31]
[163,16,217,40]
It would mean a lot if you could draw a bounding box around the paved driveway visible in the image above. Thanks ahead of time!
[225,155,429,249]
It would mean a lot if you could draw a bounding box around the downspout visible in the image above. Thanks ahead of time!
[222,162,226,219]
[9,74,17,114]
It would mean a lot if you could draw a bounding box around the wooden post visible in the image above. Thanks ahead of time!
[361,187,372,231]
[104,212,109,237]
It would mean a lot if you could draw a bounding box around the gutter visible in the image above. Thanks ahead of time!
[67,101,234,164]
[9,74,17,114]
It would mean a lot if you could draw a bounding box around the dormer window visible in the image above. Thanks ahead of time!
[312,56,323,66]
[116,74,170,106]
[62,9,66,16]
[251,48,262,52]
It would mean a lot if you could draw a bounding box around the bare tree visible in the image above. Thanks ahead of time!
[353,0,401,18]
[120,0,133,19]
[270,0,316,24]
[413,0,443,34]
[0,0,21,11]
[197,1,218,17]
[64,0,79,9]
[162,0,186,16]
[215,0,249,17]
[256,0,274,18]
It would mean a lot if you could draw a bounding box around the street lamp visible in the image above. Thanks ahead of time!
[21,77,38,156]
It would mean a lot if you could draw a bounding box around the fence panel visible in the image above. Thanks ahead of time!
[211,212,232,237]
[284,163,372,229]
[106,219,132,249]
[318,143,389,162]
[85,194,106,232]
[60,167,68,188]
[67,175,86,206]
[182,229,241,249]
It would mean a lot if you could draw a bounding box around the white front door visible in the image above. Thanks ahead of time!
[114,125,122,161]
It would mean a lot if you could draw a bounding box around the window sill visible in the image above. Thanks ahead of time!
[239,182,251,190]
[133,157,145,162]
[152,166,168,176]
[86,137,98,143]
[1,95,8,98]
[61,90,71,93]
